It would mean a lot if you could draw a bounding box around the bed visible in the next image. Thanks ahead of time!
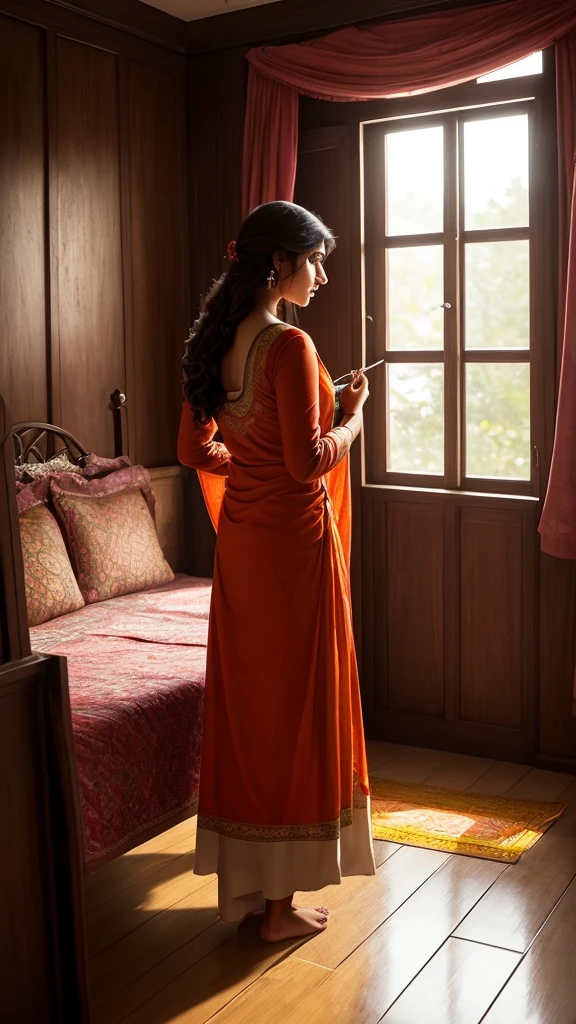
[12,417,211,873]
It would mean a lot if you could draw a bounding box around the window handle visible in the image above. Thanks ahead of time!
[439,302,452,309]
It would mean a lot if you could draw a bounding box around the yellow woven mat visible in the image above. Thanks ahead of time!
[369,776,567,863]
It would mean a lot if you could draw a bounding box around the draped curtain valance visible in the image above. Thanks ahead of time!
[242,0,576,563]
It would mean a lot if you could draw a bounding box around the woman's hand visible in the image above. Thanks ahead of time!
[340,370,369,416]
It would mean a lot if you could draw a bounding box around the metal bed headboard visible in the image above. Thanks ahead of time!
[11,388,127,466]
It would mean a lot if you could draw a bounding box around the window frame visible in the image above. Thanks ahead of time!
[361,60,551,498]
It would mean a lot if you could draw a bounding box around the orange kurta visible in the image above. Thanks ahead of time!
[178,323,374,921]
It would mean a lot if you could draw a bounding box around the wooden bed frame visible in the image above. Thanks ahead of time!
[0,397,90,1021]
[11,394,186,574]
[0,391,189,1020]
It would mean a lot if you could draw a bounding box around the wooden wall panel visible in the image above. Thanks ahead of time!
[460,508,523,728]
[295,126,353,380]
[126,60,187,467]
[187,48,246,323]
[54,38,124,456]
[149,465,185,573]
[539,554,576,759]
[0,17,47,425]
[362,489,536,760]
[184,48,247,578]
[386,502,444,716]
[0,7,187,466]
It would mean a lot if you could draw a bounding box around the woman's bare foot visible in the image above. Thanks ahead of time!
[293,903,329,916]
[260,895,329,942]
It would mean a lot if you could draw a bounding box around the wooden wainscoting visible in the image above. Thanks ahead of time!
[0,4,188,467]
[148,466,186,574]
[362,486,539,763]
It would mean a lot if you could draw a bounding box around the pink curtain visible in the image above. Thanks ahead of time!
[538,30,576,559]
[242,0,576,567]
[242,0,576,212]
[243,68,298,217]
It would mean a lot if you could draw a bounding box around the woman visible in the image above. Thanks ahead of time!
[178,201,374,943]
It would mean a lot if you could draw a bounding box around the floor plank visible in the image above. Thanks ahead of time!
[481,877,576,1024]
[85,742,576,1024]
[84,817,198,893]
[92,918,237,1024]
[504,769,576,802]
[368,744,457,784]
[89,878,220,1007]
[373,839,402,868]
[87,852,212,959]
[454,781,576,952]
[91,820,399,1017]
[380,937,520,1023]
[466,761,532,795]
[120,919,320,1024]
[86,826,199,914]
[283,855,506,1024]
[208,957,331,1024]
[422,755,497,791]
[292,846,448,970]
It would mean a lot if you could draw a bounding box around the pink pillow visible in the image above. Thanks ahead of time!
[19,505,85,626]
[50,484,173,604]
[81,453,131,478]
[17,463,155,517]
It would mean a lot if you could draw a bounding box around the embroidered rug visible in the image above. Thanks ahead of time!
[369,776,567,863]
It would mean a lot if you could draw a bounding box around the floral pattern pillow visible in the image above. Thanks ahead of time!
[82,453,131,478]
[15,452,83,483]
[50,486,174,604]
[49,464,156,518]
[19,505,85,626]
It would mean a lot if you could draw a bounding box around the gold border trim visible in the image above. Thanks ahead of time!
[221,323,288,420]
[198,772,367,843]
[198,806,353,843]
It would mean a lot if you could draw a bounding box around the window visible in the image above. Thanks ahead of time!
[477,51,542,83]
[362,62,545,495]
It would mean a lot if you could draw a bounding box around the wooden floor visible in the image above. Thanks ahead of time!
[85,741,576,1024]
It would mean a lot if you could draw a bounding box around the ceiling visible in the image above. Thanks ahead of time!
[138,0,283,21]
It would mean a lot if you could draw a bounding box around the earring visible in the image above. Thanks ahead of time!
[267,268,277,289]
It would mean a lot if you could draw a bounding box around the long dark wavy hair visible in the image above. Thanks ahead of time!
[182,201,336,424]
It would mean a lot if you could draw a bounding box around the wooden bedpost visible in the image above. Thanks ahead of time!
[0,395,91,1022]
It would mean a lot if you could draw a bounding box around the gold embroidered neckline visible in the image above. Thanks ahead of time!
[222,322,290,420]
[224,322,289,404]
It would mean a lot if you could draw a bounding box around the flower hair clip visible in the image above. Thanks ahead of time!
[226,240,239,263]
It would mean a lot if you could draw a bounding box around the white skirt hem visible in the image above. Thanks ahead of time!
[193,797,376,924]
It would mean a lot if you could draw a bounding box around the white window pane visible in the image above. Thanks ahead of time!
[465,240,530,349]
[464,115,529,230]
[388,364,444,474]
[388,246,444,350]
[386,126,443,235]
[466,363,530,479]
[477,52,542,83]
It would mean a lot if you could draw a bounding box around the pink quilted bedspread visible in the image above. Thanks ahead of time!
[29,574,211,868]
